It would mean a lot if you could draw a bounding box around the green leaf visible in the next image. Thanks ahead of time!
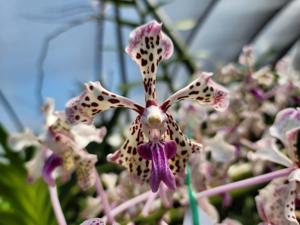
[0,125,57,225]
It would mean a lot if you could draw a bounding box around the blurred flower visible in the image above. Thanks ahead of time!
[9,99,106,190]
[276,57,300,87]
[65,20,229,192]
[238,45,255,68]
[248,108,300,224]
[252,66,274,87]
[9,128,40,152]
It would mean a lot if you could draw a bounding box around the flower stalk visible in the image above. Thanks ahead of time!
[49,185,67,225]
[94,169,115,224]
[101,167,293,220]
[195,167,293,199]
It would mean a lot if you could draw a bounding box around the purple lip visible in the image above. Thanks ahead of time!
[42,153,63,186]
[138,140,177,192]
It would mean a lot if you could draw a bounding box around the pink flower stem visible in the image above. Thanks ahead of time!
[94,169,115,225]
[142,191,158,215]
[159,183,172,208]
[195,167,293,199]
[102,191,152,220]
[103,168,292,220]
[48,185,67,225]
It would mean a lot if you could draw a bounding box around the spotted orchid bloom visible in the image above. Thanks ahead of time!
[65,21,229,192]
[44,103,107,191]
[248,108,300,224]
[10,99,106,191]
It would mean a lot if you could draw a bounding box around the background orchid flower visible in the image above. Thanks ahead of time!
[65,20,229,192]
[9,98,107,191]
[248,108,300,224]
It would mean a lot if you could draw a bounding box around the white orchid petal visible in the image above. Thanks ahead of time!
[42,98,59,127]
[25,148,46,182]
[183,207,214,225]
[247,137,293,167]
[9,128,40,152]
[71,124,107,149]
[270,108,300,145]
[205,132,235,163]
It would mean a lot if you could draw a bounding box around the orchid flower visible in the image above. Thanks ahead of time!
[9,98,106,191]
[65,20,229,192]
[248,108,300,224]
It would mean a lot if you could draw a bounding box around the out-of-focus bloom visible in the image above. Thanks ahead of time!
[238,45,255,68]
[9,99,106,191]
[80,218,106,225]
[218,218,242,225]
[204,132,235,163]
[276,57,300,87]
[81,196,102,219]
[249,108,300,224]
[9,128,40,152]
[65,20,229,192]
[252,66,274,87]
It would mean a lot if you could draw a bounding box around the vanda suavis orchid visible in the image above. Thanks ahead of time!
[65,20,229,192]
[10,98,107,191]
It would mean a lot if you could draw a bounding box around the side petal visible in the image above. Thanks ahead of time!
[204,132,235,163]
[66,81,144,124]
[270,108,300,145]
[161,72,229,112]
[107,116,151,182]
[165,113,203,175]
[71,124,107,149]
[42,98,58,127]
[126,20,173,102]
[9,128,40,151]
[247,137,293,168]
[25,148,46,182]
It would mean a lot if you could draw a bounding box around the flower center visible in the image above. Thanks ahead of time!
[141,105,166,143]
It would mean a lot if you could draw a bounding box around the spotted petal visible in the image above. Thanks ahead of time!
[66,81,144,124]
[247,137,293,167]
[165,113,202,175]
[80,218,105,225]
[126,20,173,102]
[75,153,98,191]
[285,169,300,225]
[161,72,229,112]
[47,126,98,190]
[107,115,150,182]
[255,178,297,225]
[286,127,300,164]
[270,108,300,145]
